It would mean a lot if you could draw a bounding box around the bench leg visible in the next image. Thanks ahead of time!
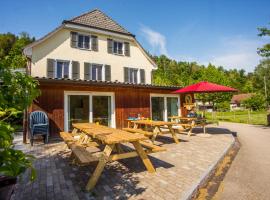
[132,141,155,173]
[188,127,193,137]
[151,126,160,143]
[168,126,179,144]
[85,144,115,191]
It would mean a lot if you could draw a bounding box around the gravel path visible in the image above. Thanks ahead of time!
[215,122,270,200]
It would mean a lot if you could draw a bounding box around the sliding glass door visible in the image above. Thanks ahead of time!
[92,96,111,126]
[68,95,89,130]
[151,97,165,121]
[65,92,115,131]
[151,94,180,121]
[167,97,179,121]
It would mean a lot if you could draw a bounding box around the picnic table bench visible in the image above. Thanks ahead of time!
[169,116,217,136]
[127,120,180,144]
[60,123,166,191]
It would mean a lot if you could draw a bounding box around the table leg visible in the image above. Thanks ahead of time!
[132,141,155,173]
[134,123,138,129]
[151,126,159,143]
[85,144,115,191]
[168,125,179,144]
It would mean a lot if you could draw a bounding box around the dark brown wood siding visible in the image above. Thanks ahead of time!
[31,82,190,137]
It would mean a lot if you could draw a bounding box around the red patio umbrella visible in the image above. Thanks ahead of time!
[173,81,238,93]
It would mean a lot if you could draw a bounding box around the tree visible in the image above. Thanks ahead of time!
[257,23,270,57]
[253,59,270,103]
[242,93,266,111]
[0,32,39,180]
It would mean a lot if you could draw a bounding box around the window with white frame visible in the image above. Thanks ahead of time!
[124,67,138,84]
[129,68,138,83]
[56,61,70,78]
[151,94,180,121]
[113,41,123,55]
[78,34,90,49]
[91,64,103,81]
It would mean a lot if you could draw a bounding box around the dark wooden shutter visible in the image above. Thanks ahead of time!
[124,67,129,82]
[47,59,55,78]
[105,65,111,81]
[107,39,113,54]
[84,63,91,80]
[124,42,130,56]
[70,32,78,48]
[72,61,80,79]
[140,69,145,84]
[91,35,98,51]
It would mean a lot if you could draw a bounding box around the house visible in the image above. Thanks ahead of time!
[230,93,253,110]
[23,9,190,137]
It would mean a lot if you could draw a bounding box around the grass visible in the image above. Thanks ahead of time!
[205,110,268,125]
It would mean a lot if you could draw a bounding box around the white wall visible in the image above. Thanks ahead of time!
[31,28,155,84]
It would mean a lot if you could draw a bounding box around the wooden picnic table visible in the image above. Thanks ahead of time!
[72,123,156,191]
[168,116,208,135]
[131,120,179,144]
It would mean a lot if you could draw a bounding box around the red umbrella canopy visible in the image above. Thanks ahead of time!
[173,81,238,93]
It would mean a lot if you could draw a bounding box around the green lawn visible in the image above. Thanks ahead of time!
[205,110,268,125]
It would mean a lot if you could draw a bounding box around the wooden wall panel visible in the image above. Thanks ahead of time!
[31,82,182,137]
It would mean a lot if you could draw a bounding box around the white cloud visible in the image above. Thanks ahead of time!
[208,36,264,72]
[140,26,168,56]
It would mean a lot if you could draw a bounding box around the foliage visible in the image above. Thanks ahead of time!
[257,23,270,57]
[0,32,39,180]
[253,59,270,103]
[216,101,230,111]
[242,93,266,111]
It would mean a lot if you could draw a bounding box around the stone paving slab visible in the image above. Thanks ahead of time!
[11,127,234,200]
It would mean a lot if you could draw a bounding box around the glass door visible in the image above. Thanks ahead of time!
[92,96,112,126]
[167,97,179,121]
[151,97,164,121]
[68,95,89,131]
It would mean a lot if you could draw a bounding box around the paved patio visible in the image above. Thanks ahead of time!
[11,127,234,200]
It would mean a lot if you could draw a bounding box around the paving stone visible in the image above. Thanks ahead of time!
[12,129,234,200]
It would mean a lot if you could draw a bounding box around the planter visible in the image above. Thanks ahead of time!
[0,176,17,200]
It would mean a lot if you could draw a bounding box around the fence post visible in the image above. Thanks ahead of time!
[248,109,251,124]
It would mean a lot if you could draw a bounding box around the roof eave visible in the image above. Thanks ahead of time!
[35,77,180,90]
[62,20,136,37]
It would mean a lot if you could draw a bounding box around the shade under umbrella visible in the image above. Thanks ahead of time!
[173,81,238,93]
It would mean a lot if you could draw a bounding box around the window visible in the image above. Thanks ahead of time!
[129,68,138,83]
[56,61,70,78]
[78,34,90,49]
[113,41,123,55]
[124,67,138,83]
[91,64,103,81]
[151,94,180,121]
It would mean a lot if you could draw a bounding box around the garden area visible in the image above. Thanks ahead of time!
[205,110,268,125]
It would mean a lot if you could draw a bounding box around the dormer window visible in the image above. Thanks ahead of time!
[78,34,90,49]
[113,41,123,55]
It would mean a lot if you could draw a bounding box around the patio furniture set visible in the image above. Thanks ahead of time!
[59,116,211,191]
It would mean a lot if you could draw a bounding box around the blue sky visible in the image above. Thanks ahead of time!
[1,0,269,72]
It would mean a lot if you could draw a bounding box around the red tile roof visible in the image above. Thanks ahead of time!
[231,93,254,104]
[63,9,133,36]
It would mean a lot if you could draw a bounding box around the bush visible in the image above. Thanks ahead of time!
[242,93,266,111]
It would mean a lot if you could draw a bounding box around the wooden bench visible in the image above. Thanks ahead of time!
[123,128,154,137]
[70,144,100,166]
[139,141,166,153]
[60,132,77,147]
